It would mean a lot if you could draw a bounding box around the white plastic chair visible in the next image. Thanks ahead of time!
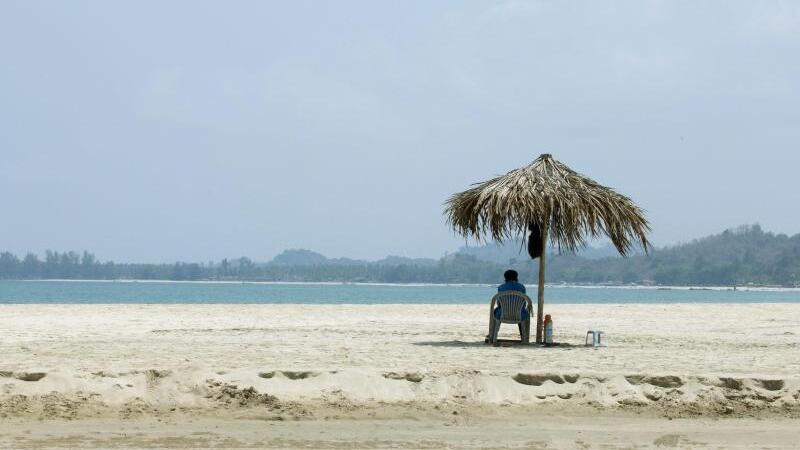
[487,291,533,345]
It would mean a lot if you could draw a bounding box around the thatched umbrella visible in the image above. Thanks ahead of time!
[445,154,650,343]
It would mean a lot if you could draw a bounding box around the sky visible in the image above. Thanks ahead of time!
[1,1,799,262]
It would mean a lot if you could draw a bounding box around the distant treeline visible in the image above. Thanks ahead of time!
[1,225,798,286]
[0,250,507,284]
[545,224,800,287]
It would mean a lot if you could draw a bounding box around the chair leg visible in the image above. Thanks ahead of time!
[520,320,530,344]
[491,319,500,345]
[487,314,495,342]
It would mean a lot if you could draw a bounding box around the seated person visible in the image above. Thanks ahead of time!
[492,270,530,337]
[498,269,526,294]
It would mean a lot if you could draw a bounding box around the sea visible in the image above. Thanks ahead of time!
[0,280,799,304]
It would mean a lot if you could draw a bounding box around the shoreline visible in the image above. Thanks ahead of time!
[4,278,800,292]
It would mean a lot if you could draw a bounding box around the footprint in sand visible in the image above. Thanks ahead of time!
[1,372,47,382]
[653,433,683,447]
[383,372,424,383]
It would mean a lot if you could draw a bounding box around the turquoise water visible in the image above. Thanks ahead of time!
[0,280,799,304]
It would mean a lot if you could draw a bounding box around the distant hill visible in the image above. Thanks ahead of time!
[269,249,329,266]
[374,256,438,267]
[457,240,633,265]
[633,224,800,286]
[268,250,436,267]
[541,224,800,286]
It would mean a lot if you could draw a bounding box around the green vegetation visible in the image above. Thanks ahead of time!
[1,225,798,286]
[538,224,800,287]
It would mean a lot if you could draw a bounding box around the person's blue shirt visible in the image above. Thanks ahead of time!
[497,281,526,294]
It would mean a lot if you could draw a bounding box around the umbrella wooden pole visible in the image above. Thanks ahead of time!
[536,228,547,344]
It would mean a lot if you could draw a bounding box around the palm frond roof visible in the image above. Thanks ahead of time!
[445,154,650,256]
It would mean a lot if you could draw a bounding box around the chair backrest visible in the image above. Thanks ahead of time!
[492,291,532,322]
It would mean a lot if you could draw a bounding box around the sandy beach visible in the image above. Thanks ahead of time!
[2,303,800,448]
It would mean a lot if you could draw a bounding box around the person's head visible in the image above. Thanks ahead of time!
[503,269,519,282]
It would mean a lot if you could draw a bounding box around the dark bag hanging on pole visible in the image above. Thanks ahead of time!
[527,223,543,260]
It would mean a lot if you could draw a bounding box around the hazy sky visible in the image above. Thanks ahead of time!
[2,1,799,262]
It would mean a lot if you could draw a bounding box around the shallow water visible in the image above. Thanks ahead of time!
[1,280,799,304]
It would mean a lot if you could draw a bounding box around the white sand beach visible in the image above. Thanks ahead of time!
[2,303,800,448]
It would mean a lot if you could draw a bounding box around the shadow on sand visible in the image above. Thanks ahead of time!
[413,340,487,348]
[413,340,580,349]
